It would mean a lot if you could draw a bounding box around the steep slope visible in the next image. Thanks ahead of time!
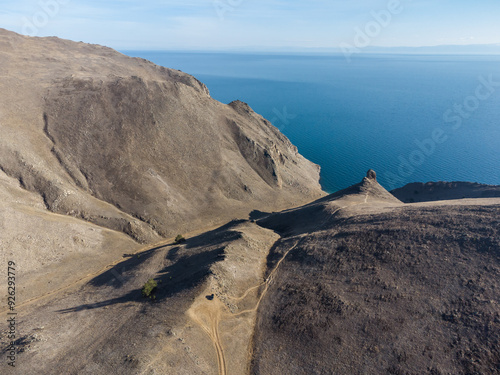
[0,28,324,301]
[0,169,140,304]
[252,172,500,374]
[3,170,498,375]
[0,28,324,242]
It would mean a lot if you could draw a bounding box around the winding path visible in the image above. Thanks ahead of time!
[190,194,371,375]
[0,223,223,317]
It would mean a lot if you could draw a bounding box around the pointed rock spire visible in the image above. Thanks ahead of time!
[366,169,377,181]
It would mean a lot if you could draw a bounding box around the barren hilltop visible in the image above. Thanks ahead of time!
[0,28,323,302]
[0,30,499,375]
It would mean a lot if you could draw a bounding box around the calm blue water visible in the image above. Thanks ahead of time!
[123,51,500,193]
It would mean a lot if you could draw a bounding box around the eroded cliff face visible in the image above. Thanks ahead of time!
[0,28,324,245]
[0,28,324,313]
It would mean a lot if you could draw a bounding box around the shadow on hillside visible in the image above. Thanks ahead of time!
[57,221,248,314]
[184,219,245,249]
[88,243,174,289]
[249,210,271,220]
[57,247,226,313]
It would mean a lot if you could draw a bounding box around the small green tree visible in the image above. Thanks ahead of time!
[175,234,186,244]
[142,279,158,299]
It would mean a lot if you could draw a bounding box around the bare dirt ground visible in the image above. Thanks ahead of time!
[0,27,324,248]
[0,219,280,375]
[2,172,499,374]
[252,177,500,374]
[2,27,499,375]
[0,32,326,364]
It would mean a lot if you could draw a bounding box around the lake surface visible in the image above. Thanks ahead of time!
[123,51,500,193]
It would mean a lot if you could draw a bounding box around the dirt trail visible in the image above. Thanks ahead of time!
[188,196,372,375]
[0,223,223,317]
[187,296,227,375]
[231,197,368,317]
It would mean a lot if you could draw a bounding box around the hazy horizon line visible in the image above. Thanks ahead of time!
[120,42,500,54]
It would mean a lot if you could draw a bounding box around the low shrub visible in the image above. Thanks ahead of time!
[175,234,186,244]
[142,278,158,299]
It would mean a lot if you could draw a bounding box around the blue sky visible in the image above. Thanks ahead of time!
[1,0,500,50]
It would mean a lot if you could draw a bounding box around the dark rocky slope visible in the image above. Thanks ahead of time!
[1,171,498,374]
[252,172,500,375]
[392,181,500,203]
